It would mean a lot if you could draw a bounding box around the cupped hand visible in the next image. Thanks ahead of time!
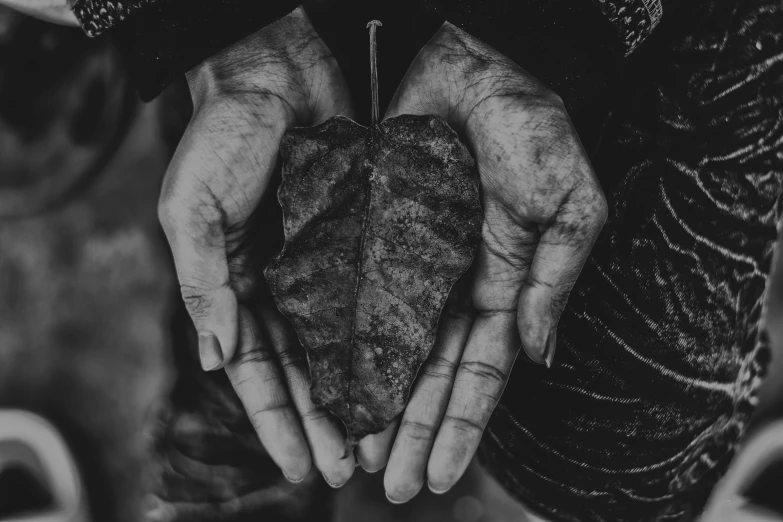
[158,7,356,487]
[356,22,609,501]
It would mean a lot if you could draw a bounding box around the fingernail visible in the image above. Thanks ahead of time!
[543,327,557,368]
[198,333,223,371]
[428,482,451,495]
[283,472,306,484]
[386,492,407,505]
[322,472,346,489]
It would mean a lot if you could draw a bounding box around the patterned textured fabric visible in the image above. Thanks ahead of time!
[479,0,783,520]
[68,0,156,37]
[592,0,663,54]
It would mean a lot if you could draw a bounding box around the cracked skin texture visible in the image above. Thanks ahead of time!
[264,114,483,446]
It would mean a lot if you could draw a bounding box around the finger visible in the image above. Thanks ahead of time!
[710,421,783,506]
[259,303,357,488]
[224,306,312,482]
[426,310,518,494]
[703,502,783,522]
[517,186,607,366]
[356,419,398,474]
[158,104,287,370]
[384,297,474,503]
[159,183,238,371]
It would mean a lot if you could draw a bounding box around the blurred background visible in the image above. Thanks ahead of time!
[0,6,781,522]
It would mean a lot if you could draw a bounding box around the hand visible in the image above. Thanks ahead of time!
[701,420,783,521]
[360,23,609,500]
[158,8,357,487]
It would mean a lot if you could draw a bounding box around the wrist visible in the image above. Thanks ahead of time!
[422,23,560,138]
[185,7,342,127]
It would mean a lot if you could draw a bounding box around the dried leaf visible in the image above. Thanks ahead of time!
[264,114,482,445]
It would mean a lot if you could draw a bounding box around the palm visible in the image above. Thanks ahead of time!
[159,7,358,488]
[378,22,607,502]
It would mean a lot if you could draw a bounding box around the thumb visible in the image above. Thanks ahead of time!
[158,120,246,371]
[159,185,238,371]
[517,220,602,367]
[158,86,293,371]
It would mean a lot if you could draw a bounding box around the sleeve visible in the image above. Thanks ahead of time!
[69,0,301,101]
[68,0,156,37]
[590,0,664,55]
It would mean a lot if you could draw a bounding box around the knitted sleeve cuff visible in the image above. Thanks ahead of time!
[592,0,663,55]
[68,0,158,37]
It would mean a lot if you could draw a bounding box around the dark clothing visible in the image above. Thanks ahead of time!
[481,0,780,518]
[70,0,662,114]
[64,0,780,520]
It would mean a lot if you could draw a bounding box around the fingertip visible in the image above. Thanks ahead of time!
[384,470,423,504]
[356,422,397,473]
[427,481,452,495]
[360,462,384,474]
[213,286,239,363]
[317,443,356,489]
[284,473,307,484]
[426,436,472,497]
[544,327,557,368]
[283,457,312,484]
[385,491,409,505]
[322,465,354,489]
[517,308,551,367]
[519,321,558,368]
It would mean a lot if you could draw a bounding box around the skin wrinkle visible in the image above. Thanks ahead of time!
[152,9,623,517]
[457,361,509,391]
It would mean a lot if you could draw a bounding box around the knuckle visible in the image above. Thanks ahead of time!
[443,414,485,436]
[277,348,306,370]
[525,98,571,142]
[457,360,508,387]
[399,419,438,442]
[245,389,289,425]
[301,407,331,423]
[232,344,275,366]
[542,90,565,111]
[157,194,179,234]
[421,354,458,381]
[228,257,258,302]
[179,284,211,320]
[443,302,473,322]
[158,185,225,243]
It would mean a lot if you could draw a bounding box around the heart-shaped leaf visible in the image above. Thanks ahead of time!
[264,115,482,445]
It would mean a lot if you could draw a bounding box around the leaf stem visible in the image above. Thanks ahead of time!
[367,20,382,125]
